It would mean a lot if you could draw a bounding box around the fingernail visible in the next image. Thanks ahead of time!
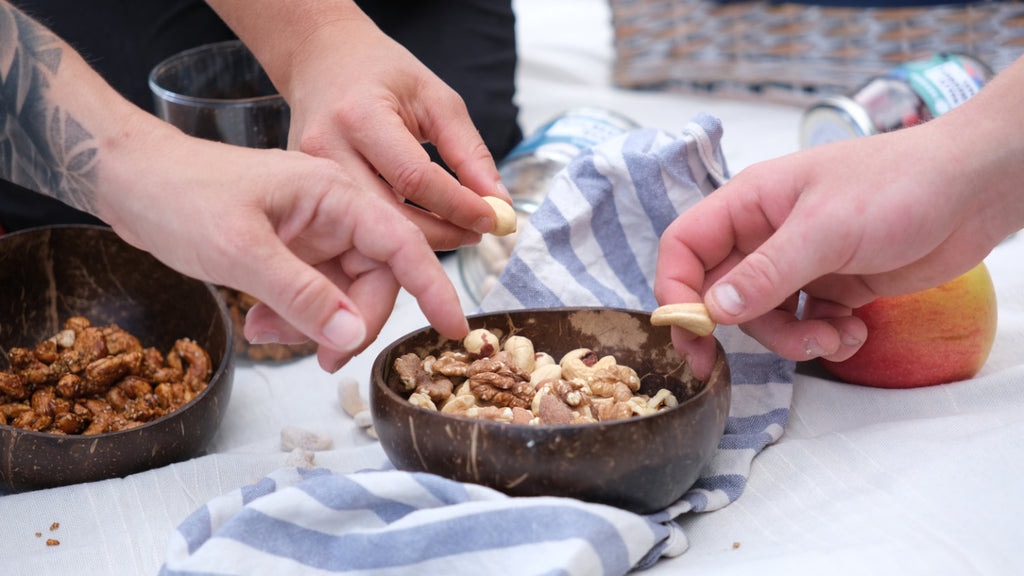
[323,309,366,353]
[249,331,279,345]
[710,283,745,316]
[804,337,827,358]
[496,181,511,201]
[472,215,494,235]
[840,330,863,347]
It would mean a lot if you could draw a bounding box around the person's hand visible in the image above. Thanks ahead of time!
[654,98,1024,379]
[98,123,469,372]
[206,0,510,252]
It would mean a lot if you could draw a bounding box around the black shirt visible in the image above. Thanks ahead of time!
[1,0,520,232]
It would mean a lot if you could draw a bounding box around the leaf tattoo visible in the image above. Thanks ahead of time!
[0,3,98,213]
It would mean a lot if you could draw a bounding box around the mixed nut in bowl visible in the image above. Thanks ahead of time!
[371,307,731,514]
[0,225,234,492]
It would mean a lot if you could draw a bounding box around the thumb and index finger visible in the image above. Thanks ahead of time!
[232,200,468,371]
[656,169,865,364]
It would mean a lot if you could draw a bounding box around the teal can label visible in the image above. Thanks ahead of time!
[889,54,988,118]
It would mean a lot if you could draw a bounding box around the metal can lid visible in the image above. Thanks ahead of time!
[800,95,876,149]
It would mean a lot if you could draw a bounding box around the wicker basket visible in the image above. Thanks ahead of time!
[610,0,1024,105]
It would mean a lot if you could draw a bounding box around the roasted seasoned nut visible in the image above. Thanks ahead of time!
[102,325,143,356]
[33,340,58,364]
[84,351,142,395]
[63,316,91,334]
[55,374,84,399]
[0,317,213,435]
[46,350,86,384]
[0,372,29,400]
[0,402,32,422]
[51,411,86,434]
[123,394,163,422]
[169,339,211,392]
[30,388,57,417]
[105,386,129,412]
[73,327,108,364]
[7,347,35,370]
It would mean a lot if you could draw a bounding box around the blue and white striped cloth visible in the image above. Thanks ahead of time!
[160,113,795,575]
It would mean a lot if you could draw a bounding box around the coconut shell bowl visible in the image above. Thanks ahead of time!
[371,307,730,514]
[0,225,234,492]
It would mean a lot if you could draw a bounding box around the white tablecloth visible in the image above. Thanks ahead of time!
[3,1,1023,574]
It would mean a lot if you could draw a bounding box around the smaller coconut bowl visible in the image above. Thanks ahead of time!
[371,307,730,514]
[0,225,234,492]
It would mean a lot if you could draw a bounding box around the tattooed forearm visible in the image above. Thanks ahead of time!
[0,1,99,213]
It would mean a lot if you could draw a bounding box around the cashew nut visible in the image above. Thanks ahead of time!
[647,388,678,410]
[560,348,616,383]
[441,394,477,414]
[503,335,536,373]
[338,376,368,417]
[529,363,562,387]
[650,303,716,336]
[483,196,517,236]
[533,352,555,369]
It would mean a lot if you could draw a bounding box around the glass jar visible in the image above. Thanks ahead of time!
[458,107,640,305]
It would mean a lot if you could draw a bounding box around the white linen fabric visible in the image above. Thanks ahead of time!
[158,114,797,575]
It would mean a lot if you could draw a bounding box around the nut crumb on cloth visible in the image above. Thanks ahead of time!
[280,425,332,452]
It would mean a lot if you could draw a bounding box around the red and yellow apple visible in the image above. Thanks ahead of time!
[820,262,998,389]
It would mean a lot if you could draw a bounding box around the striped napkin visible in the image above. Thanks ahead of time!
[160,113,795,575]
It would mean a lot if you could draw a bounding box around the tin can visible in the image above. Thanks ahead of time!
[800,53,992,148]
[458,107,640,305]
